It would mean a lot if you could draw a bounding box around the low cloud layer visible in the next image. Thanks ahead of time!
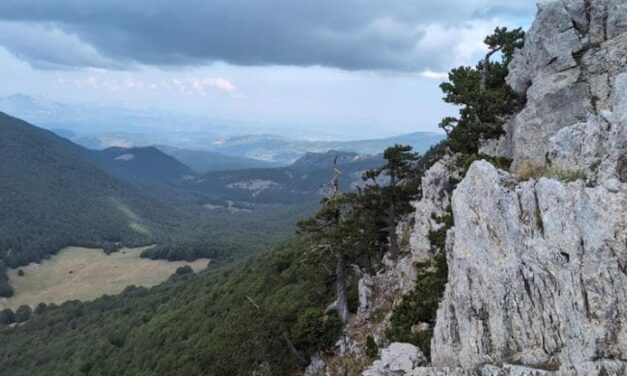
[0,0,534,72]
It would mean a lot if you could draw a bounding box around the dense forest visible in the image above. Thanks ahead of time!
[89,146,197,184]
[0,240,341,375]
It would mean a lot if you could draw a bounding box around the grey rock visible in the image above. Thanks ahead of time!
[618,155,627,182]
[357,2,627,375]
[588,0,609,45]
[304,354,329,376]
[607,1,627,39]
[430,161,627,375]
[358,274,374,314]
[408,156,455,261]
[500,0,627,175]
[362,343,428,376]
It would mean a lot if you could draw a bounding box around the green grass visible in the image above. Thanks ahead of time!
[1,247,209,310]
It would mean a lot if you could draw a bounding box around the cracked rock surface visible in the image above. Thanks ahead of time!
[368,1,626,375]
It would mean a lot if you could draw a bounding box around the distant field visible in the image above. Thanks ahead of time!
[0,246,210,310]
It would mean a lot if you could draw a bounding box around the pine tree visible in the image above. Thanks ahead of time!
[361,145,419,260]
[440,27,525,153]
[298,157,351,323]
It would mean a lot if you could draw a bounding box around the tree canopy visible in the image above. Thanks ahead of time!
[439,27,525,153]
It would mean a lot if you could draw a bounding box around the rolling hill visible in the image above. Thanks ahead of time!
[156,145,273,173]
[187,151,384,205]
[90,146,197,184]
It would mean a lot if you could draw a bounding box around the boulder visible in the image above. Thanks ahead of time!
[363,343,427,375]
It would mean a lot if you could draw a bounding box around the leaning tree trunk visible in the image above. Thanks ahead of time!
[328,156,350,324]
[335,251,350,324]
[480,49,499,91]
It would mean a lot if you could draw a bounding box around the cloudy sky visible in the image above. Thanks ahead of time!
[0,0,535,137]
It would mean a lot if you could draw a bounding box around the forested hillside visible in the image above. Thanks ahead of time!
[187,151,384,205]
[89,146,196,184]
[0,239,341,375]
[0,112,317,293]
[0,138,444,374]
[0,112,177,296]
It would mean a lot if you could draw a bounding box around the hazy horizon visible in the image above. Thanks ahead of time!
[0,0,534,139]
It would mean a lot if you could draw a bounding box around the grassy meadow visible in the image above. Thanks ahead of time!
[1,246,210,310]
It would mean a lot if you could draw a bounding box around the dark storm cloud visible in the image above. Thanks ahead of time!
[0,0,535,71]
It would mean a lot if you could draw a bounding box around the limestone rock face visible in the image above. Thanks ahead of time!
[417,1,627,375]
[356,2,626,375]
[486,0,627,184]
[431,161,626,375]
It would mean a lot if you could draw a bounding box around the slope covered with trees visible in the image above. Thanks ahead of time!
[0,112,176,295]
[0,142,437,375]
[0,239,343,375]
[187,151,384,205]
[89,146,197,184]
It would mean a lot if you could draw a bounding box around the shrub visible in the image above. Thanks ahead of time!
[0,281,14,298]
[15,305,32,323]
[291,308,342,357]
[175,265,194,275]
[515,161,587,182]
[102,242,121,255]
[0,308,15,325]
[347,283,359,314]
[34,303,47,315]
[365,335,379,358]
[106,329,127,348]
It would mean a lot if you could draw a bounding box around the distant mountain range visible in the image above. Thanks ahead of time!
[0,109,444,301]
[201,132,444,165]
[0,94,445,166]
[0,94,349,147]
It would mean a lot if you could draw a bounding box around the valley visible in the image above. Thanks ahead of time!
[1,1,625,375]
[1,246,210,310]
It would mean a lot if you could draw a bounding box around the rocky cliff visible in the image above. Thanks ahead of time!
[361,1,626,375]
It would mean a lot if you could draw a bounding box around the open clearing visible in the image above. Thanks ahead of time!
[1,246,210,310]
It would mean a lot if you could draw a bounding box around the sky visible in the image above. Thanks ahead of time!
[0,0,535,138]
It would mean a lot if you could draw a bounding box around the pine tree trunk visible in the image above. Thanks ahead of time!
[388,201,400,260]
[480,55,489,91]
[388,170,400,260]
[335,251,349,323]
[480,49,498,91]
